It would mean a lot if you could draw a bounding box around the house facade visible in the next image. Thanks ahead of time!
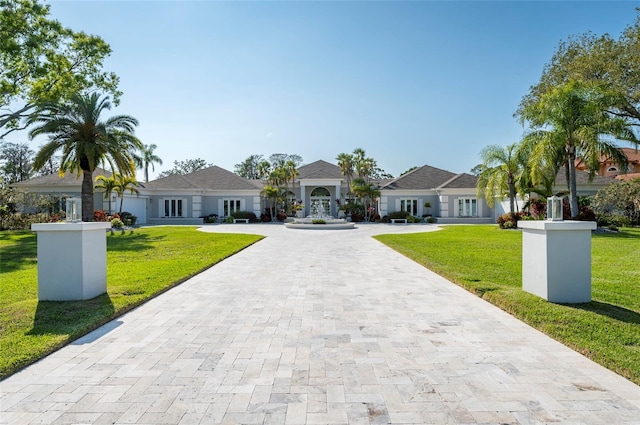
[575,147,640,181]
[12,159,617,224]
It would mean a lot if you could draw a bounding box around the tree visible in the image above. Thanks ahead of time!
[1,0,120,138]
[28,92,141,221]
[157,158,211,178]
[475,144,527,215]
[138,143,162,182]
[114,174,139,213]
[257,160,271,180]
[0,141,33,184]
[519,80,634,216]
[336,152,354,197]
[592,178,640,226]
[268,153,302,169]
[400,166,418,176]
[261,185,281,220]
[94,174,117,213]
[350,148,379,220]
[518,10,640,139]
[234,154,264,179]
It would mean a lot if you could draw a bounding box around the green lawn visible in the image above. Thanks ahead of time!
[375,226,640,385]
[0,226,263,379]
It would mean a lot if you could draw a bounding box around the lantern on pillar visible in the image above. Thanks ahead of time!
[66,197,82,222]
[547,196,563,221]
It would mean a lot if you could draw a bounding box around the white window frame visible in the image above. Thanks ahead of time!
[400,198,418,216]
[458,197,477,217]
[223,199,242,217]
[162,198,186,217]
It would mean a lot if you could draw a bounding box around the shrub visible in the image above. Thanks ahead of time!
[426,216,435,223]
[276,211,287,222]
[203,214,218,223]
[407,215,422,223]
[380,215,390,223]
[118,211,137,226]
[530,198,546,219]
[312,219,326,224]
[388,211,410,220]
[497,212,521,229]
[350,212,365,222]
[93,210,108,222]
[260,213,271,222]
[110,218,124,229]
[231,211,258,223]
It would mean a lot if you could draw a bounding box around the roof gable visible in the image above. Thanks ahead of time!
[297,160,343,179]
[146,166,261,191]
[382,165,456,190]
[437,173,478,189]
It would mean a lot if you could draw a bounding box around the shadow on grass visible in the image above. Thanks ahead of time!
[29,293,116,336]
[106,231,162,252]
[0,231,37,273]
[567,301,640,325]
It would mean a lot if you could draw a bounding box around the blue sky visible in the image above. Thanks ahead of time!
[34,1,639,179]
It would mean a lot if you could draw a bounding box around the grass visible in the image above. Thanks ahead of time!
[0,226,263,379]
[374,225,640,385]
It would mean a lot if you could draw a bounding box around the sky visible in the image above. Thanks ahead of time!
[22,1,640,179]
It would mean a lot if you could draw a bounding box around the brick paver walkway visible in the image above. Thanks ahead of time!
[2,224,639,424]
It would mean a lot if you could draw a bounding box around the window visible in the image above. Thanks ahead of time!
[458,198,477,217]
[223,199,241,216]
[400,199,418,216]
[163,198,185,217]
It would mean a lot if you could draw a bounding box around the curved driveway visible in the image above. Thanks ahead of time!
[2,223,639,424]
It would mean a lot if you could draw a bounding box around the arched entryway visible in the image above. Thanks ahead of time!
[310,187,332,217]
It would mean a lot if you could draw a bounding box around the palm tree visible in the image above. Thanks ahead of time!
[336,152,354,198]
[283,160,299,213]
[519,80,634,216]
[257,160,271,181]
[94,174,117,214]
[114,174,140,213]
[138,143,163,182]
[476,143,525,215]
[261,185,281,220]
[29,93,142,221]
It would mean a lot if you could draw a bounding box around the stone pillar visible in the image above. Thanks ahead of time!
[518,220,596,303]
[300,185,306,216]
[31,222,111,301]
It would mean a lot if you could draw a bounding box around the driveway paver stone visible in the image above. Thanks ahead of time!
[1,223,639,424]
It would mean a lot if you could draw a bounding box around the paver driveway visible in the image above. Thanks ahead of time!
[1,224,639,424]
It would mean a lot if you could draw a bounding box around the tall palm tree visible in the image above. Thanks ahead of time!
[476,143,525,215]
[29,92,142,221]
[114,174,140,213]
[520,80,634,216]
[139,143,163,182]
[94,174,117,214]
[336,152,354,198]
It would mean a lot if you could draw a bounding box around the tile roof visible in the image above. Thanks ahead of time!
[11,168,113,187]
[145,166,262,191]
[575,147,640,169]
[615,172,640,182]
[381,165,457,190]
[297,160,344,179]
